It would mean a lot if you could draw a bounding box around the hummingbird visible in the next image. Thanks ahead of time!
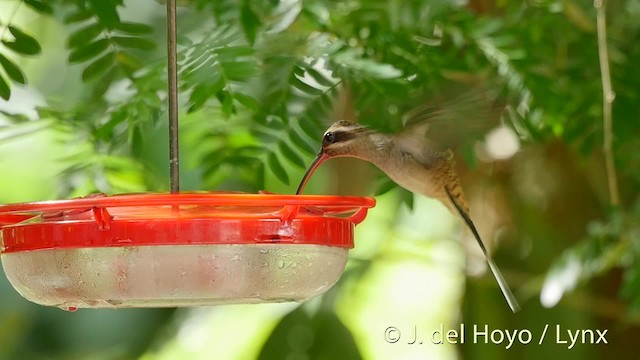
[295,119,521,313]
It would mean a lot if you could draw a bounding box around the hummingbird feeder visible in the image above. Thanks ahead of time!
[0,193,374,310]
[0,0,375,310]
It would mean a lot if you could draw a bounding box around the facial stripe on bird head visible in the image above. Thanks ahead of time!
[323,130,354,145]
[322,121,369,148]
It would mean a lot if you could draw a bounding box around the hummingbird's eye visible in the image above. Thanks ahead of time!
[323,132,336,144]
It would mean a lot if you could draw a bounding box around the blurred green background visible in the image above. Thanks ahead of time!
[1,0,640,359]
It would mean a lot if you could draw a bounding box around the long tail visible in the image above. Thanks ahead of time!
[445,187,521,313]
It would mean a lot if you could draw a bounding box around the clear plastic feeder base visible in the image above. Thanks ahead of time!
[0,193,374,309]
[2,244,347,310]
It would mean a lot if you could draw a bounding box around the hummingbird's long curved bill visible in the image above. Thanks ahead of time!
[296,152,329,195]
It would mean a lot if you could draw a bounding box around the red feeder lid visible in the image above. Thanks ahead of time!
[0,193,375,253]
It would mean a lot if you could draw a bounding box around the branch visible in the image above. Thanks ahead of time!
[594,0,620,207]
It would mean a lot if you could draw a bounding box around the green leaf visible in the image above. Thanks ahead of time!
[0,53,26,84]
[373,175,396,196]
[258,307,362,360]
[304,101,330,121]
[292,75,323,96]
[217,90,236,116]
[289,128,316,155]
[188,86,210,113]
[220,61,260,81]
[82,51,115,81]
[299,116,323,140]
[187,79,224,113]
[96,108,127,140]
[2,26,41,55]
[67,23,104,48]
[303,2,330,26]
[267,152,289,184]
[251,126,280,143]
[88,0,120,28]
[333,51,403,79]
[0,73,10,100]
[399,187,414,210]
[115,22,153,35]
[68,38,110,63]
[266,0,301,34]
[233,92,259,110]
[292,64,305,77]
[24,0,53,14]
[278,141,306,168]
[240,5,260,45]
[255,161,265,190]
[215,46,255,61]
[114,51,144,72]
[306,67,335,87]
[64,10,93,24]
[357,60,403,79]
[112,36,156,51]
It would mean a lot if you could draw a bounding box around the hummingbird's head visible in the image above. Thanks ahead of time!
[296,120,373,194]
[320,120,372,157]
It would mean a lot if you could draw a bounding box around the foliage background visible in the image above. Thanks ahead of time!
[1,0,640,359]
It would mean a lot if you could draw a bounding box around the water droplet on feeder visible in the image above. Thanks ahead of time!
[231,255,240,262]
[58,305,77,312]
[277,260,285,269]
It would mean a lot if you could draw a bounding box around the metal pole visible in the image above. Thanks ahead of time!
[167,0,179,193]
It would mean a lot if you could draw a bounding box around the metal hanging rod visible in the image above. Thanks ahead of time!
[167,0,179,193]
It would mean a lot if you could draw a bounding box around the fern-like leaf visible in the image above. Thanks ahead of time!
[179,26,260,116]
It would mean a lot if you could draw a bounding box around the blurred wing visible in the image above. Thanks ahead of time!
[400,87,506,152]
